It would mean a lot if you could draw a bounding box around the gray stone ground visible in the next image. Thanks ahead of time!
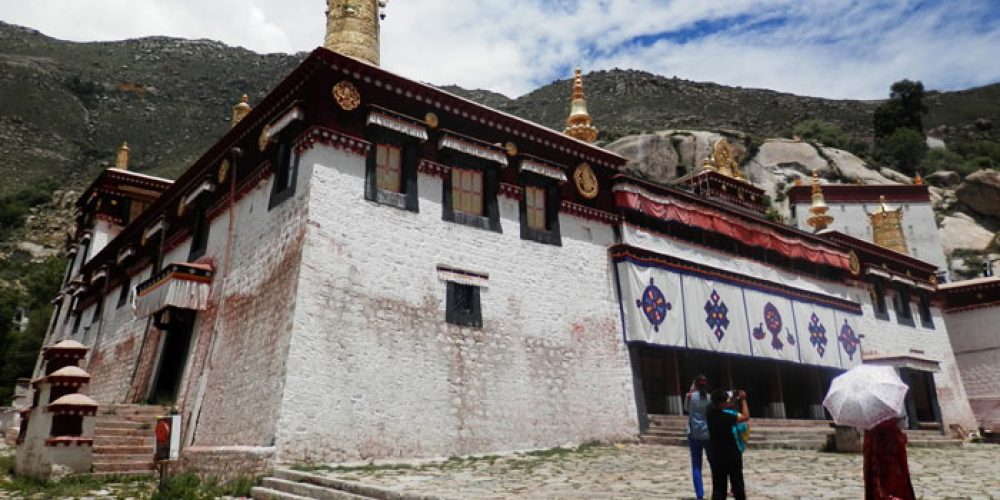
[306,443,1000,499]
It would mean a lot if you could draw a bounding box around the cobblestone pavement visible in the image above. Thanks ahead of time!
[307,443,1000,499]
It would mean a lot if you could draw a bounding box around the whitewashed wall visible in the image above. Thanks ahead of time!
[944,306,1000,429]
[791,200,946,271]
[274,144,637,463]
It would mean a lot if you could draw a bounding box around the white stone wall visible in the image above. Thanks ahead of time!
[857,293,977,430]
[274,145,637,463]
[792,200,946,270]
[944,306,1000,429]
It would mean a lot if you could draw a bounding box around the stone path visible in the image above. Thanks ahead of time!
[302,443,1000,499]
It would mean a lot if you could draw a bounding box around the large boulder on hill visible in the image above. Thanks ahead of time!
[956,169,1000,219]
[606,134,680,181]
[939,213,997,254]
[925,170,961,188]
[820,147,893,184]
[670,131,728,170]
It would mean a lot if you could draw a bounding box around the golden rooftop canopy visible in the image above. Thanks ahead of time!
[324,0,385,66]
[868,195,908,255]
[114,142,129,170]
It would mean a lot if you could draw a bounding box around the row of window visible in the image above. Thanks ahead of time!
[870,280,934,329]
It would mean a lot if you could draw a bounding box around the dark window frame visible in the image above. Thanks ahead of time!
[364,128,420,212]
[268,128,303,210]
[519,172,562,246]
[71,309,82,335]
[918,291,934,329]
[117,276,132,309]
[446,281,482,328]
[872,280,889,320]
[187,205,210,261]
[893,284,914,326]
[442,153,501,233]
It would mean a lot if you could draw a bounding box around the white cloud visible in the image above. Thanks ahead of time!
[0,0,998,99]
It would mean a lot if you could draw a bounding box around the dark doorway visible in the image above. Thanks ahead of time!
[900,368,942,430]
[149,309,196,405]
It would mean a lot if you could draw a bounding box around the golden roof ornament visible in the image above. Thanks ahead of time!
[563,69,598,143]
[231,94,251,128]
[868,195,909,255]
[324,0,383,66]
[806,170,834,232]
[701,138,745,180]
[913,173,924,185]
[114,142,130,170]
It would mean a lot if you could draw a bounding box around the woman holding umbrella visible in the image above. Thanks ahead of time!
[823,364,916,500]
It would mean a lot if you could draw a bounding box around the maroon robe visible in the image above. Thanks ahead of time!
[863,418,916,500]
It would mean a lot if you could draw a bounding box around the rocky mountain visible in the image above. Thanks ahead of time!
[0,21,997,275]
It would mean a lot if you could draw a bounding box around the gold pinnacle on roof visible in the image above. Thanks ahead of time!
[806,170,834,232]
[114,142,129,170]
[868,195,909,255]
[701,138,746,180]
[913,173,924,185]
[324,0,383,66]
[231,94,251,128]
[564,69,598,143]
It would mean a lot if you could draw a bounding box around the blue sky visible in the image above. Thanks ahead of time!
[2,0,999,99]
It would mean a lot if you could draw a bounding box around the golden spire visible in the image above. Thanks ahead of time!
[564,69,598,143]
[913,173,924,185]
[868,195,909,255]
[806,170,834,232]
[324,0,383,66]
[231,94,251,128]
[114,142,130,170]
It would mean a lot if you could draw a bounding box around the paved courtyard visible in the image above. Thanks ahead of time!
[302,443,1000,499]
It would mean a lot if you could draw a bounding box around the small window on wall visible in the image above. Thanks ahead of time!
[893,285,914,326]
[872,280,889,320]
[443,160,501,232]
[453,168,483,216]
[519,177,562,246]
[918,292,934,328]
[364,139,419,211]
[188,207,210,261]
[117,277,132,309]
[446,282,482,328]
[268,138,300,209]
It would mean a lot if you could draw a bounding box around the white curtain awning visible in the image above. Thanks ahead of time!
[863,353,941,372]
[367,111,428,141]
[436,265,489,288]
[439,134,508,167]
[134,262,214,318]
[520,158,568,183]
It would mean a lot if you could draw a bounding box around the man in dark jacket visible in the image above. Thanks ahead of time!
[707,389,749,500]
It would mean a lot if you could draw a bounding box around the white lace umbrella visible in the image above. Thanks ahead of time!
[823,365,909,430]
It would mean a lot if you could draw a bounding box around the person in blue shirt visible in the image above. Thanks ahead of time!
[685,375,712,499]
[707,389,750,500]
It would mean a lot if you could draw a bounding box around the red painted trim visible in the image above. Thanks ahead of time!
[498,182,524,200]
[417,159,450,179]
[560,200,618,224]
[293,125,371,157]
[787,184,930,204]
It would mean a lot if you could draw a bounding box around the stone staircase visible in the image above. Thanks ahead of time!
[252,469,398,499]
[904,429,964,448]
[87,404,167,478]
[641,414,836,450]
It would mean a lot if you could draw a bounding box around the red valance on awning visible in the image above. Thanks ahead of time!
[614,185,851,271]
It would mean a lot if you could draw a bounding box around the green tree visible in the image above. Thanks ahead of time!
[879,128,928,176]
[918,148,963,175]
[792,119,866,156]
[873,79,928,138]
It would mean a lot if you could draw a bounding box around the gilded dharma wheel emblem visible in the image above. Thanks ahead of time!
[332,81,361,111]
[425,112,439,129]
[848,251,861,276]
[574,163,599,199]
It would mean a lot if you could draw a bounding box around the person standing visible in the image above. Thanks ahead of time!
[863,417,916,500]
[685,375,712,499]
[707,389,749,500]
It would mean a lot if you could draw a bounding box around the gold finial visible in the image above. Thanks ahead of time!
[701,138,745,180]
[868,195,909,254]
[324,0,382,66]
[794,178,803,187]
[564,68,598,143]
[913,173,924,185]
[231,94,251,128]
[806,170,834,232]
[114,142,130,170]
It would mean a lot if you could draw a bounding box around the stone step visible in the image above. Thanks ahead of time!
[94,435,151,446]
[93,427,151,438]
[639,435,687,446]
[92,461,155,472]
[94,420,147,430]
[80,470,156,480]
[907,439,964,448]
[91,453,152,463]
[274,469,407,499]
[646,425,833,435]
[93,445,153,455]
[262,477,372,499]
[252,487,313,500]
[648,414,833,428]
